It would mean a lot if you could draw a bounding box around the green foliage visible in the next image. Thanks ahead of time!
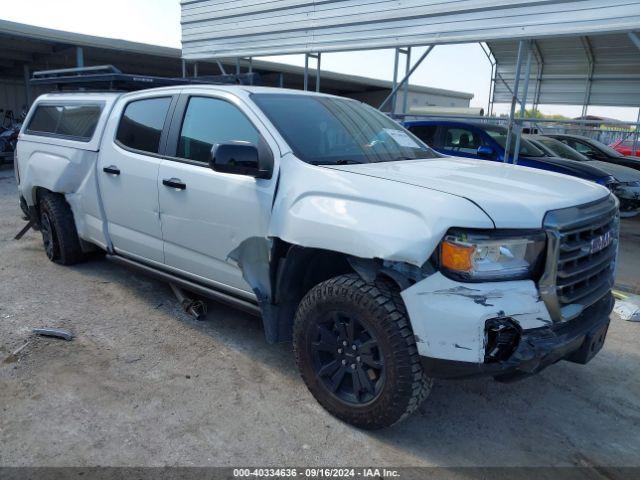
[518,109,569,120]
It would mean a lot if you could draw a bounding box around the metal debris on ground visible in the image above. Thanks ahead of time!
[32,327,75,340]
[2,341,30,364]
[613,292,640,322]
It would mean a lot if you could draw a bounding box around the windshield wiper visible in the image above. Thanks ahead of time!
[311,159,364,165]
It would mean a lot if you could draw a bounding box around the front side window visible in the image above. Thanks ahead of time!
[27,104,102,140]
[569,139,598,157]
[116,97,172,154]
[442,127,482,154]
[252,94,438,165]
[177,97,260,163]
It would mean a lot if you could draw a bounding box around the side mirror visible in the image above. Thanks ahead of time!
[209,142,271,179]
[477,145,494,158]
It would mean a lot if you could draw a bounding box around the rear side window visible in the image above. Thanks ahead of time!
[116,97,172,154]
[408,125,439,146]
[27,104,102,140]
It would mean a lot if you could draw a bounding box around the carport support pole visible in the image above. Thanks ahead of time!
[304,54,309,91]
[391,48,400,114]
[181,59,186,78]
[76,47,84,68]
[316,53,321,92]
[379,46,434,112]
[503,40,525,163]
[402,47,412,116]
[487,60,495,116]
[633,107,640,157]
[23,64,31,107]
[512,42,533,166]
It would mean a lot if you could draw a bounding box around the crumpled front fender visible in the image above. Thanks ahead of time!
[269,155,495,267]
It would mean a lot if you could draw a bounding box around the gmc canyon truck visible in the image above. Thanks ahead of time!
[15,86,619,429]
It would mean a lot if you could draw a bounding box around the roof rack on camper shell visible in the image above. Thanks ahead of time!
[30,65,259,91]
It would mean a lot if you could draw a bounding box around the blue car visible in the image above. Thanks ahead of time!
[404,120,614,186]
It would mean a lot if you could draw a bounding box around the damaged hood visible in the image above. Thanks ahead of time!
[325,157,610,228]
[586,160,640,183]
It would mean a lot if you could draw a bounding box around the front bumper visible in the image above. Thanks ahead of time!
[421,293,613,381]
[400,272,614,382]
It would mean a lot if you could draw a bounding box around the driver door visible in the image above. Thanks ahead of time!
[157,93,279,293]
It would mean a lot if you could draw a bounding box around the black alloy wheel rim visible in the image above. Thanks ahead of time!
[41,212,54,259]
[310,311,385,405]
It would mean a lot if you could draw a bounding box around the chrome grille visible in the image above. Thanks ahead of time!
[539,195,619,322]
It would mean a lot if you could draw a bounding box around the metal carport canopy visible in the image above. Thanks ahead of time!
[181,0,640,59]
[488,33,640,108]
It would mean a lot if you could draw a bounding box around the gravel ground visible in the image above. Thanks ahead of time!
[1,167,639,468]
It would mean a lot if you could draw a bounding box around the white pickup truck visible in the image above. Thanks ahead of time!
[15,85,618,429]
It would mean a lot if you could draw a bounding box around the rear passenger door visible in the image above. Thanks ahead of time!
[157,93,278,294]
[98,94,176,263]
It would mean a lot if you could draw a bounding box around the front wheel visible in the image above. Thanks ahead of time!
[293,274,432,429]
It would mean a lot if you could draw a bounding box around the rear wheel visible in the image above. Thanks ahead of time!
[39,192,84,265]
[293,274,432,429]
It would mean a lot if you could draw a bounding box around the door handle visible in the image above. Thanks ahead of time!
[162,178,186,190]
[103,165,120,175]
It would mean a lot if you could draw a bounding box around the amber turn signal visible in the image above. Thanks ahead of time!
[441,240,474,272]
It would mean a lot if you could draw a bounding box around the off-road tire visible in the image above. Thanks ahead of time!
[293,274,432,429]
[38,192,84,265]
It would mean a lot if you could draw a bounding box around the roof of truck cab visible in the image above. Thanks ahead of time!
[114,84,349,99]
[34,92,124,102]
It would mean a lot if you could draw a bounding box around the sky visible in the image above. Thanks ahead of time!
[2,0,638,121]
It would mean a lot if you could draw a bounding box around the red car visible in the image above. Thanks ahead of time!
[611,138,640,156]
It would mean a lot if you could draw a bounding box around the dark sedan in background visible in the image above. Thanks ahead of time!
[548,134,640,171]
[526,135,640,216]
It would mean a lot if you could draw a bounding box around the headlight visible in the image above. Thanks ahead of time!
[440,229,546,281]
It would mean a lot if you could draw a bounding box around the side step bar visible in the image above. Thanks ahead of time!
[106,254,262,316]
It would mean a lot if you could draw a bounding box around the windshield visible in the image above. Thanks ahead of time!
[484,126,546,157]
[536,137,589,162]
[252,94,439,165]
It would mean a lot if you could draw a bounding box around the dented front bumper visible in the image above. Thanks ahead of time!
[401,273,613,381]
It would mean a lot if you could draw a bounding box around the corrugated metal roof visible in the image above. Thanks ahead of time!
[181,0,640,59]
[489,33,640,107]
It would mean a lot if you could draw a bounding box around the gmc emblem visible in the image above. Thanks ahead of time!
[590,230,614,254]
